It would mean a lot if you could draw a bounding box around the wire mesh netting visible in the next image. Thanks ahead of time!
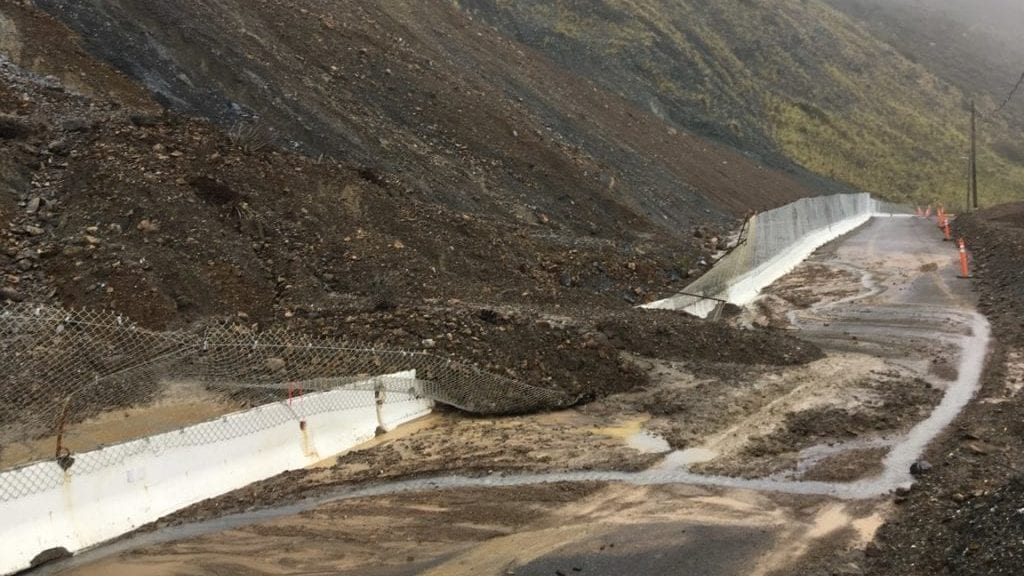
[0,303,573,501]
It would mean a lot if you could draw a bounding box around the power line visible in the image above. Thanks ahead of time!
[989,68,1024,117]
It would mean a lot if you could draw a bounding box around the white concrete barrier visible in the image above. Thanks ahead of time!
[716,211,873,310]
[0,371,431,574]
[643,195,894,317]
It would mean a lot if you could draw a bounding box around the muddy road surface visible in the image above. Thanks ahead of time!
[45,216,991,575]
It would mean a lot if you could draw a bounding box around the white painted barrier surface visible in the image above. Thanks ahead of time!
[0,371,430,574]
[717,212,873,309]
[643,196,896,317]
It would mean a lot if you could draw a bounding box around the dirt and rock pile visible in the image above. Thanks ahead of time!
[956,203,1024,346]
[0,44,826,425]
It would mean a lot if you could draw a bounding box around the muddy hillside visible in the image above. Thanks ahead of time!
[0,1,837,410]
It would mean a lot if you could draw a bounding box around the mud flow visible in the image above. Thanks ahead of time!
[39,216,993,576]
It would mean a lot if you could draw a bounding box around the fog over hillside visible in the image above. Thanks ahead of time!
[830,0,1024,110]
[830,0,1024,175]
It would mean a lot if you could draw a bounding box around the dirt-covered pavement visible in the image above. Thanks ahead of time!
[42,215,1001,576]
[846,205,1024,576]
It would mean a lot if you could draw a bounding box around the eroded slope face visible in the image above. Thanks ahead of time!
[23,0,819,235]
[0,0,831,328]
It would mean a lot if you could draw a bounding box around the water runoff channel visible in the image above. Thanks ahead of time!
[36,213,991,573]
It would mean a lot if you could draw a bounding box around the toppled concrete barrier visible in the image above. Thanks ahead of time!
[0,372,430,575]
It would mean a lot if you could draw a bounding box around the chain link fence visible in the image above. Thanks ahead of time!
[0,303,573,501]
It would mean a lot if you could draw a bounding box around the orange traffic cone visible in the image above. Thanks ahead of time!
[957,238,973,279]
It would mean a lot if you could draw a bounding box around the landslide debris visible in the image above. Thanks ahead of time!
[0,16,823,421]
[23,0,821,231]
[957,202,1024,346]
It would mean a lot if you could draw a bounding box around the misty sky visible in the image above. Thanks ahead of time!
[874,0,1024,50]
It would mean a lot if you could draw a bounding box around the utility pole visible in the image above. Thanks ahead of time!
[969,100,978,211]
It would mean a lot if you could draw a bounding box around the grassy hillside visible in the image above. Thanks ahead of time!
[827,0,1024,121]
[459,0,1024,208]
[828,0,1024,204]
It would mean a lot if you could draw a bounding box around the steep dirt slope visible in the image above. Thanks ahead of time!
[20,0,821,232]
[0,2,828,408]
[458,0,1024,208]
[0,1,836,324]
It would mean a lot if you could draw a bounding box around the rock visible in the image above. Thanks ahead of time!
[421,338,436,348]
[29,547,71,568]
[24,225,45,236]
[129,113,163,127]
[264,357,287,372]
[47,139,70,156]
[83,235,101,246]
[61,118,93,132]
[910,460,932,476]
[26,197,42,214]
[14,248,36,262]
[189,176,240,205]
[834,562,864,575]
[40,75,63,91]
[965,443,989,455]
[137,219,161,233]
[0,286,23,302]
[0,114,33,140]
[37,243,59,259]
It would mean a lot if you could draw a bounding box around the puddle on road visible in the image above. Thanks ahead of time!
[790,437,897,478]
[626,430,672,454]
[593,417,672,454]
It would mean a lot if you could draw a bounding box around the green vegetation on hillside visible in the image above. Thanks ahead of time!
[460,0,1024,208]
